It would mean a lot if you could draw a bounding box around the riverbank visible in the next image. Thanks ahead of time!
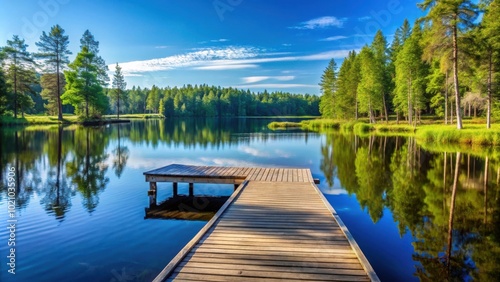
[269,119,500,146]
[0,114,164,126]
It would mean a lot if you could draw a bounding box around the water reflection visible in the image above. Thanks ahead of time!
[0,119,499,281]
[320,132,500,280]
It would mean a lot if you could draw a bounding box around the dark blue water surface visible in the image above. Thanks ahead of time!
[1,118,498,281]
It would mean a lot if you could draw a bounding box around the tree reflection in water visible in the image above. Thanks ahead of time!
[319,132,500,280]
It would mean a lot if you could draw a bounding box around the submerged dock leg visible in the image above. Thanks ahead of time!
[173,182,178,197]
[148,182,157,207]
[189,183,194,197]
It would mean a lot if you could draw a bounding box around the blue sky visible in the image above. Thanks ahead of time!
[0,0,425,94]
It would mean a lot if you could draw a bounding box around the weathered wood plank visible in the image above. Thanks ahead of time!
[178,261,368,276]
[145,165,378,282]
[172,266,370,281]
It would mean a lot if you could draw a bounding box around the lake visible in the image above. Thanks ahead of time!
[1,118,499,281]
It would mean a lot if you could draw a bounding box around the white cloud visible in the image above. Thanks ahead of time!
[239,146,269,157]
[320,36,348,41]
[108,46,259,74]
[154,45,170,49]
[291,16,345,29]
[211,38,229,42]
[233,84,319,89]
[242,76,295,83]
[111,46,355,74]
[194,64,258,70]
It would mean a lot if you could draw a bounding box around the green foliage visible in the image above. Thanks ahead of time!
[62,46,106,118]
[40,73,65,115]
[336,51,360,119]
[110,63,126,118]
[394,24,429,124]
[319,59,337,118]
[357,46,384,123]
[36,25,71,120]
[3,35,38,118]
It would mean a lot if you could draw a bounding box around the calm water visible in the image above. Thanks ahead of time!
[0,118,499,281]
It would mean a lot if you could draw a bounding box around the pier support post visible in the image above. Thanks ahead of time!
[173,182,178,197]
[148,182,157,207]
[189,183,194,197]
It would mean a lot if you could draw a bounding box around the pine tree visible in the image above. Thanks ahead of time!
[3,35,37,118]
[394,25,428,125]
[62,46,104,118]
[357,46,384,123]
[418,0,479,129]
[336,51,359,119]
[36,25,71,120]
[40,73,65,115]
[80,30,109,85]
[0,50,7,115]
[111,63,126,119]
[478,0,500,128]
[319,59,337,118]
[371,30,390,122]
[389,19,412,123]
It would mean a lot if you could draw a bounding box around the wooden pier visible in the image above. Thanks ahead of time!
[144,164,379,281]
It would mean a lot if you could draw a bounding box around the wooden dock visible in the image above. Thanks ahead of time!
[144,164,379,281]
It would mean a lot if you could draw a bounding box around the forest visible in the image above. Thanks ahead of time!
[319,0,500,129]
[0,28,320,120]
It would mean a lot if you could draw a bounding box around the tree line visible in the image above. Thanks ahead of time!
[0,26,320,120]
[319,0,500,129]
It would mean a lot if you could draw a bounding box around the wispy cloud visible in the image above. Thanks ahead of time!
[109,46,259,74]
[154,45,170,49]
[358,16,372,21]
[320,36,348,41]
[194,64,258,70]
[242,76,295,83]
[211,38,229,42]
[111,46,355,74]
[232,84,319,89]
[291,16,345,29]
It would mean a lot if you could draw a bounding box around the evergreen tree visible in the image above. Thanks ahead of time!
[389,19,412,122]
[419,0,479,129]
[146,85,160,113]
[478,0,500,128]
[80,30,109,85]
[0,50,7,115]
[40,73,65,115]
[62,46,105,118]
[394,25,428,125]
[36,25,71,120]
[336,51,359,119]
[319,59,337,118]
[111,63,126,119]
[371,30,390,122]
[3,35,37,118]
[358,46,384,123]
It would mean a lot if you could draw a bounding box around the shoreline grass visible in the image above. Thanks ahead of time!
[268,119,500,146]
[0,113,165,126]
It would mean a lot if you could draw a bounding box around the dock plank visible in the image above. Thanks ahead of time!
[145,164,379,282]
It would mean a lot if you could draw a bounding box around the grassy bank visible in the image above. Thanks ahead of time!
[0,113,164,126]
[268,119,500,146]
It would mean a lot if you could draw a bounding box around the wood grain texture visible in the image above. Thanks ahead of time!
[145,164,378,282]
